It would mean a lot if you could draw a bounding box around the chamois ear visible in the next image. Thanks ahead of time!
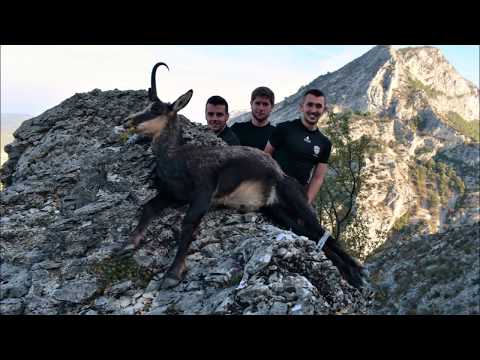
[172,90,193,113]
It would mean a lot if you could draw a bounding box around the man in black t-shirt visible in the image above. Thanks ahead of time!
[229,86,275,150]
[206,95,240,146]
[265,89,331,204]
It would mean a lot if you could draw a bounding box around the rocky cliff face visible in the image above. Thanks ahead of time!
[342,112,479,258]
[366,223,479,315]
[0,90,370,315]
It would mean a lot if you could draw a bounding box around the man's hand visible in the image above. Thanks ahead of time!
[264,141,275,156]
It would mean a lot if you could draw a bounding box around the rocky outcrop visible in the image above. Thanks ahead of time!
[366,223,479,315]
[0,89,369,315]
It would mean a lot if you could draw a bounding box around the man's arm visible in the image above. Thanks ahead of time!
[264,141,275,156]
[306,163,328,204]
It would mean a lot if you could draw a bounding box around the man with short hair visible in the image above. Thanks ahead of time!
[230,86,275,150]
[205,95,240,145]
[265,89,331,204]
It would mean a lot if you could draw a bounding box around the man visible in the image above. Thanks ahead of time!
[230,86,275,150]
[205,95,240,145]
[265,89,331,205]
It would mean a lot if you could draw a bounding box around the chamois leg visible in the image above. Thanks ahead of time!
[298,203,366,286]
[160,190,213,289]
[264,204,363,287]
[323,239,366,287]
[301,215,366,288]
[295,210,366,288]
[263,204,319,240]
[130,193,173,248]
[274,176,366,288]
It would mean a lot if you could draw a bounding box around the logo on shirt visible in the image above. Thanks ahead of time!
[313,145,321,157]
[304,136,311,143]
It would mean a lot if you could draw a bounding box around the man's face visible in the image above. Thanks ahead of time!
[300,94,326,126]
[206,103,229,133]
[251,96,273,123]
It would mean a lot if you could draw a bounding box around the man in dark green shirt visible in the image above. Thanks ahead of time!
[265,89,331,204]
[230,86,275,150]
[206,95,240,146]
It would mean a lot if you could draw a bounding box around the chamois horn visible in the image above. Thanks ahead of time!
[148,62,170,101]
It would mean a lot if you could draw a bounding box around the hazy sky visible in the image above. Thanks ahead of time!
[1,45,478,124]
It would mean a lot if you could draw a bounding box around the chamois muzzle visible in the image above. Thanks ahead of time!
[123,109,153,129]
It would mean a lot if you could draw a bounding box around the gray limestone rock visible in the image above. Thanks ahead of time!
[0,298,25,315]
[0,264,31,300]
[53,278,99,304]
[367,224,479,314]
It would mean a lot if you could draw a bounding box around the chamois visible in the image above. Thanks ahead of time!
[121,62,366,289]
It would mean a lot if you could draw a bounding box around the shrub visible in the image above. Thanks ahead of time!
[445,112,479,142]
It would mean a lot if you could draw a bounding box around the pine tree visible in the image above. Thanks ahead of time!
[314,111,378,259]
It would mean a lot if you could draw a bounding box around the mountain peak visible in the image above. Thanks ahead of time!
[369,44,394,54]
[396,45,447,64]
[248,46,479,126]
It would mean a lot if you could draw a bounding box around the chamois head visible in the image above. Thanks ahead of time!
[124,62,193,139]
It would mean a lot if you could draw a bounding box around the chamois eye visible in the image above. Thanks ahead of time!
[151,102,162,113]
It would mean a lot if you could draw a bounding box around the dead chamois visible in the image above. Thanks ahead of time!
[121,62,366,289]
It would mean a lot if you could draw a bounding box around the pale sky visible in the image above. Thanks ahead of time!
[1,45,478,125]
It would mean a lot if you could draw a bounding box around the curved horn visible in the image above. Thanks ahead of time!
[148,62,170,101]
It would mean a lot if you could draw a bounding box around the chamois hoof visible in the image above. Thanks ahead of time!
[346,266,368,290]
[130,232,145,248]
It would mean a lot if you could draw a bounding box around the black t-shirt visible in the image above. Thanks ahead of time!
[218,126,240,145]
[229,121,275,150]
[269,118,332,186]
